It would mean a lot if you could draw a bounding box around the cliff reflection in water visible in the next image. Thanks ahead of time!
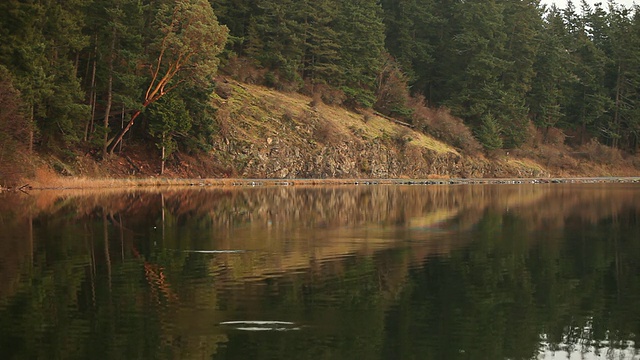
[0,184,639,359]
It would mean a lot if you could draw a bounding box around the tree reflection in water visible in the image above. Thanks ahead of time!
[0,184,639,359]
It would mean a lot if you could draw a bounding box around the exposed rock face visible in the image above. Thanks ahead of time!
[212,136,548,179]
[203,81,550,180]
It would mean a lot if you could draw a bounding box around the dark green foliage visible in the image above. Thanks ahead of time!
[0,66,32,185]
[374,55,414,120]
[528,6,571,133]
[561,2,613,144]
[0,0,89,149]
[334,0,385,90]
[147,94,191,160]
[477,114,504,150]
[602,4,640,150]
[2,0,640,160]
[380,0,437,84]
[241,0,385,100]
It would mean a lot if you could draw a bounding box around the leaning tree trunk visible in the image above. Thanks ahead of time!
[106,109,143,154]
[102,28,116,158]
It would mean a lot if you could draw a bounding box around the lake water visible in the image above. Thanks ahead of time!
[1,184,639,360]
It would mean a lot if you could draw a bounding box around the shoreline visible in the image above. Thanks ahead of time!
[3,176,640,192]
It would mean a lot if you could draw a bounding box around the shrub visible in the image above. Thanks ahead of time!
[314,118,342,145]
[363,109,374,123]
[214,81,234,99]
[215,107,232,139]
[393,127,413,148]
[302,82,346,106]
[281,108,296,124]
[542,127,566,146]
[342,86,375,109]
[264,72,277,88]
[579,138,624,166]
[410,96,482,153]
[309,91,322,109]
[223,56,265,84]
[313,83,346,106]
[374,55,414,121]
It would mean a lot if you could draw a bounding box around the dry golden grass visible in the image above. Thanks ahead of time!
[215,80,459,156]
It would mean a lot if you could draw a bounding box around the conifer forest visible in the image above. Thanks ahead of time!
[1,0,639,165]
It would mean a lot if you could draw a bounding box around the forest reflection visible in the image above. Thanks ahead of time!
[1,184,639,359]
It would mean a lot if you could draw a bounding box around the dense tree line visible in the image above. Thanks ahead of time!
[0,0,228,167]
[212,0,640,151]
[0,0,639,165]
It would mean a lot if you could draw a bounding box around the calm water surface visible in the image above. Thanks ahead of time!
[1,184,639,360]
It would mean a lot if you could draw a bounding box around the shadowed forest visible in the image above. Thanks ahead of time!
[2,0,640,185]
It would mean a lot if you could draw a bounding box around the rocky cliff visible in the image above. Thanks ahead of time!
[205,80,549,179]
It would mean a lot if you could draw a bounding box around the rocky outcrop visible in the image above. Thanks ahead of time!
[200,81,552,179]
[211,135,549,179]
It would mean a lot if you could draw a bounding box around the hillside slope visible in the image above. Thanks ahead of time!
[193,80,550,179]
[194,80,640,179]
[19,79,640,186]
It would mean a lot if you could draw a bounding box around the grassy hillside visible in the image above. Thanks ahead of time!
[3,78,640,189]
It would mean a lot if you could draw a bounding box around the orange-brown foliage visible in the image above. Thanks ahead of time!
[409,96,482,154]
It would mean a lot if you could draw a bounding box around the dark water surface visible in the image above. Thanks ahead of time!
[1,184,639,360]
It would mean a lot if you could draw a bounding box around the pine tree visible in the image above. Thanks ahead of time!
[444,0,508,125]
[606,3,640,150]
[528,5,572,139]
[477,113,504,150]
[297,0,341,85]
[496,0,543,148]
[562,1,613,144]
[0,0,89,150]
[209,0,255,52]
[106,0,228,154]
[380,0,438,85]
[245,0,304,83]
[84,0,146,156]
[147,94,191,174]
[334,0,386,107]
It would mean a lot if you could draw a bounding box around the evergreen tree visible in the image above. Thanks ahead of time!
[380,0,438,86]
[245,0,304,83]
[528,5,571,137]
[147,94,191,174]
[0,0,89,150]
[498,0,543,147]
[334,0,386,107]
[297,0,341,86]
[606,4,640,150]
[106,0,228,154]
[209,0,255,54]
[443,1,507,126]
[476,113,504,150]
[562,1,613,144]
[84,0,145,156]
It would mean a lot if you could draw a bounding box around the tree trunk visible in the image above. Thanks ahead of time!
[612,64,622,149]
[107,109,143,154]
[102,28,117,158]
[28,105,34,154]
[85,37,98,142]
